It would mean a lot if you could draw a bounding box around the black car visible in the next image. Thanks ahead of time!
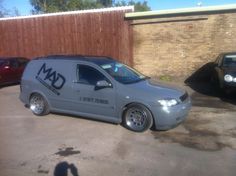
[212,52,236,92]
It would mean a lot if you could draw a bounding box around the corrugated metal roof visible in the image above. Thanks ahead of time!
[125,4,236,20]
[0,6,134,21]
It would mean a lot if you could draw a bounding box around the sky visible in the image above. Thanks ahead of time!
[2,0,236,16]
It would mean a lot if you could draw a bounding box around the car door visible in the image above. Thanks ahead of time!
[72,64,117,120]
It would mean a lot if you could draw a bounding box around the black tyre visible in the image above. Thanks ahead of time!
[29,93,50,116]
[123,103,153,132]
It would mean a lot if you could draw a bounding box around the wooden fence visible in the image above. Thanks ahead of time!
[0,7,133,65]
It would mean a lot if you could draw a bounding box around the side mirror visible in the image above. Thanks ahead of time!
[95,80,112,90]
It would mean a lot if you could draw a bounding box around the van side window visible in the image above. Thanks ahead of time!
[77,65,107,85]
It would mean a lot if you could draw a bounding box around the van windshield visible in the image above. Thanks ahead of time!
[99,62,148,84]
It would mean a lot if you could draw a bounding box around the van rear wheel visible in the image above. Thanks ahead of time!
[29,93,49,116]
[123,104,153,132]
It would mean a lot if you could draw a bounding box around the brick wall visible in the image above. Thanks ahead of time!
[132,12,236,81]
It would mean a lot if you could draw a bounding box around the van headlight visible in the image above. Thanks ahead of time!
[224,74,233,82]
[158,99,178,107]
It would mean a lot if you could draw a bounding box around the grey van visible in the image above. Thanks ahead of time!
[20,55,191,132]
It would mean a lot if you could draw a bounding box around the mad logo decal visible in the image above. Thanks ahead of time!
[36,63,66,95]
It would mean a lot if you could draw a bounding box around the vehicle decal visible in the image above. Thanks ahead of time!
[79,97,109,105]
[36,63,66,95]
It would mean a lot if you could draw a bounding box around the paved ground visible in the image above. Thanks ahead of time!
[0,84,236,176]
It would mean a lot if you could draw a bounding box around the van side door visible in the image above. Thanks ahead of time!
[72,64,117,121]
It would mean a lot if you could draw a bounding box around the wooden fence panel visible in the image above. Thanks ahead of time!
[0,8,133,65]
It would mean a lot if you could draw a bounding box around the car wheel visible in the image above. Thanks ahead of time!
[123,103,153,132]
[29,93,50,116]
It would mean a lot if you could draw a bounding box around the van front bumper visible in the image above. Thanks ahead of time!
[151,97,192,130]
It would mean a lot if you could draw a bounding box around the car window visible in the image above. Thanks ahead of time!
[77,65,108,85]
[10,60,19,68]
[17,58,28,67]
[0,59,6,67]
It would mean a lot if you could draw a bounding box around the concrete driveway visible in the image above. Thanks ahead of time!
[0,84,236,176]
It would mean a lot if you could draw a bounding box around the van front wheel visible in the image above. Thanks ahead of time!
[29,93,50,116]
[123,104,153,132]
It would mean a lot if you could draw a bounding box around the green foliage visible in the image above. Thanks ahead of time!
[30,0,101,13]
[159,75,173,82]
[130,0,150,12]
[30,0,151,14]
[115,0,150,12]
[97,0,113,7]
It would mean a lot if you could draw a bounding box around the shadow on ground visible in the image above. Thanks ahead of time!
[0,83,19,89]
[184,62,236,107]
[54,162,79,176]
[152,114,236,151]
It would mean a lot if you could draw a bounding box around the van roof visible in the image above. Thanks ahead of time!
[34,55,116,65]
